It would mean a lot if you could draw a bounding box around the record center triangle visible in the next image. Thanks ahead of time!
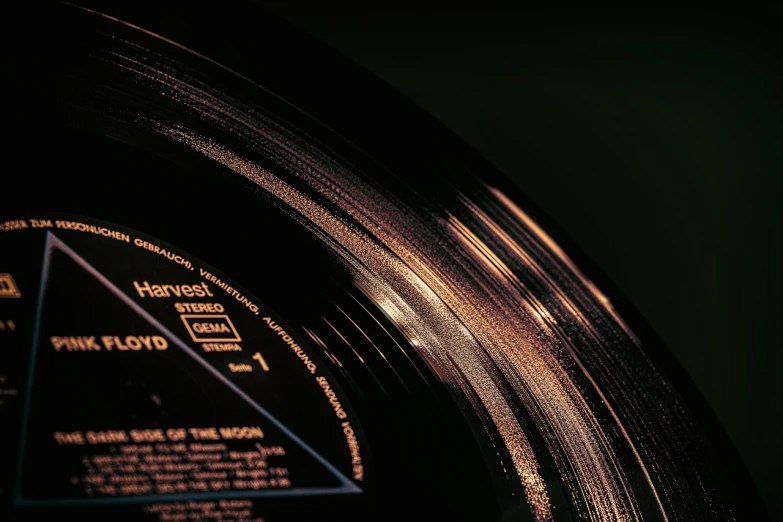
[15,231,361,507]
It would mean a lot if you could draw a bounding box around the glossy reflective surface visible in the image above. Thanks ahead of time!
[3,3,768,521]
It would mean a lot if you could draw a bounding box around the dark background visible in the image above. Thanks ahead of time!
[261,6,781,517]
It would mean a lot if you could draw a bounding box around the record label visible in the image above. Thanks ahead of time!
[0,214,369,521]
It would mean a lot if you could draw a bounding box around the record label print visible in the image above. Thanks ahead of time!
[0,214,370,521]
[1,2,770,521]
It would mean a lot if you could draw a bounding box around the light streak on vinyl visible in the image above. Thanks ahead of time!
[0,2,768,521]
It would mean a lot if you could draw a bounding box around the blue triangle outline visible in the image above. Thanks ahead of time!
[15,231,362,507]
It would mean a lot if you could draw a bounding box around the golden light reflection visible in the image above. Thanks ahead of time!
[78,13,740,518]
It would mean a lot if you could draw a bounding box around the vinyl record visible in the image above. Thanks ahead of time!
[0,2,768,521]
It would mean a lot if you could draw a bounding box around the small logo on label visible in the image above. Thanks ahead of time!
[0,274,21,298]
[181,314,242,343]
